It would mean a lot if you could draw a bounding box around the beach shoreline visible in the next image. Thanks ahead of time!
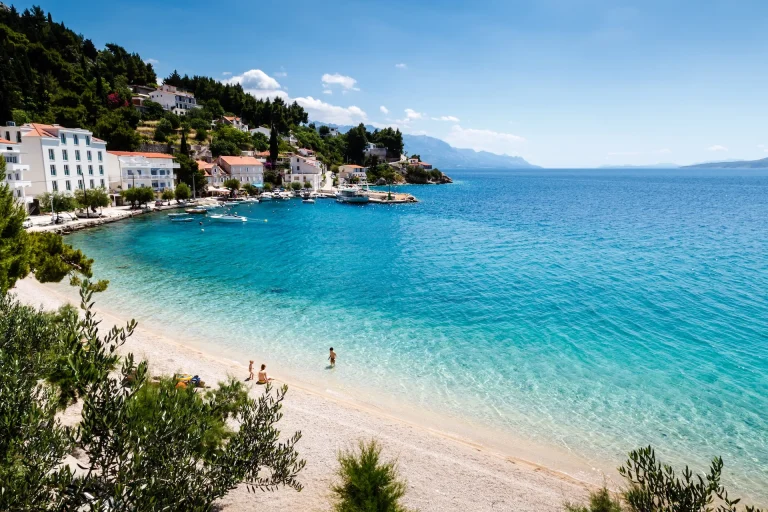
[15,277,595,511]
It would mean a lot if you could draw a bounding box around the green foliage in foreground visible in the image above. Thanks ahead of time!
[161,188,175,201]
[121,186,155,207]
[566,488,622,512]
[0,185,107,293]
[566,446,764,512]
[0,284,305,511]
[223,178,241,191]
[174,182,191,201]
[332,440,411,512]
[74,187,111,213]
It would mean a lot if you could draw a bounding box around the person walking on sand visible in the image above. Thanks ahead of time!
[328,347,336,368]
[246,360,254,381]
[257,364,273,384]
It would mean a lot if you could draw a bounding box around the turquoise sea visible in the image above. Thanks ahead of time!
[68,169,768,501]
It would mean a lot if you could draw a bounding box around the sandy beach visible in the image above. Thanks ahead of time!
[14,277,593,511]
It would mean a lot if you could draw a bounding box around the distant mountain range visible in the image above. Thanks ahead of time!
[682,157,768,169]
[317,123,539,169]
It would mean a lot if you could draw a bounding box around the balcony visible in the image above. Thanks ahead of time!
[7,162,30,172]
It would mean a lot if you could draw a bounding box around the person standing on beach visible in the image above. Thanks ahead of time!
[329,347,336,367]
[246,360,254,381]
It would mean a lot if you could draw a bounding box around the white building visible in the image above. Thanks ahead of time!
[287,155,323,191]
[1,137,32,212]
[148,84,200,116]
[219,116,249,132]
[364,142,387,161]
[281,132,298,146]
[3,123,111,198]
[337,164,368,184]
[217,156,263,187]
[250,126,270,138]
[106,151,179,192]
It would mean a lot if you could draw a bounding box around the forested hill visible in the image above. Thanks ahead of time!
[0,5,307,150]
[682,157,768,169]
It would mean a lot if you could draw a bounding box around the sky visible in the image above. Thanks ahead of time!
[16,0,768,167]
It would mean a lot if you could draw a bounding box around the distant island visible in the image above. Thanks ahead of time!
[682,157,768,169]
[599,163,680,169]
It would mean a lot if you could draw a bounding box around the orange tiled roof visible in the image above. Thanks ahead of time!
[218,155,263,166]
[196,160,214,169]
[109,151,176,159]
[22,123,58,138]
[341,164,365,169]
[0,138,15,144]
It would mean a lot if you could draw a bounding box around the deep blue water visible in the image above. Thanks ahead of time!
[68,169,768,500]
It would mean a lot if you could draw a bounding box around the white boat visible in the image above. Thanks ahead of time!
[302,198,316,204]
[209,214,247,223]
[185,207,207,214]
[279,191,292,200]
[336,185,370,204]
[168,212,187,217]
[259,192,274,201]
[170,217,194,222]
[242,197,259,203]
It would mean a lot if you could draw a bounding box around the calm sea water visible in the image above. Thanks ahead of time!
[68,169,768,500]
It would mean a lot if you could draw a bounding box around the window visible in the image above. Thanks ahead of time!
[73,134,79,145]
[50,165,56,176]
[15,132,20,143]
[151,181,159,188]
[60,133,66,144]
[89,179,94,188]
[100,179,105,187]
[88,165,93,175]
[52,181,58,191]
[66,181,71,191]
[98,151,103,162]
[62,149,68,161]
[77,165,82,175]
[64,165,70,176]
[151,169,158,176]
[78,180,84,190]
[4,131,8,140]
[48,149,55,160]
[86,136,91,146]
[99,165,104,175]
[127,170,134,176]
[75,150,81,161]
[87,151,92,161]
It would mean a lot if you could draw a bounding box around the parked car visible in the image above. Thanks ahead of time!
[53,212,77,224]
[22,217,33,229]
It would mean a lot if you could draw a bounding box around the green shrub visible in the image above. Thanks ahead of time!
[565,488,622,512]
[331,440,411,512]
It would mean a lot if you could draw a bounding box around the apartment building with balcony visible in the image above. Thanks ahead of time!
[106,151,179,192]
[1,137,32,212]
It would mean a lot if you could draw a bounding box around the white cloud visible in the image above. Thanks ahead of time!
[322,73,359,91]
[392,108,425,125]
[708,145,728,152]
[322,89,332,95]
[444,125,526,155]
[223,69,287,100]
[145,58,159,65]
[432,115,460,122]
[292,97,367,125]
[222,71,232,76]
[380,106,389,115]
[395,63,407,69]
[274,68,288,78]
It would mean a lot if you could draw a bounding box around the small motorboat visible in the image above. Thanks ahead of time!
[259,192,274,201]
[168,212,187,217]
[278,191,292,200]
[185,207,207,214]
[302,198,315,204]
[170,217,194,222]
[209,214,247,223]
[242,197,259,203]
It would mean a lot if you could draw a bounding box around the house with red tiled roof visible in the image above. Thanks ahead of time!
[107,151,179,193]
[288,154,324,190]
[337,164,368,184]
[216,155,263,187]
[196,159,229,188]
[218,116,249,133]
[2,123,111,203]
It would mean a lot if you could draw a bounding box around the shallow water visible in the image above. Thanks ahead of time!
[69,169,768,501]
